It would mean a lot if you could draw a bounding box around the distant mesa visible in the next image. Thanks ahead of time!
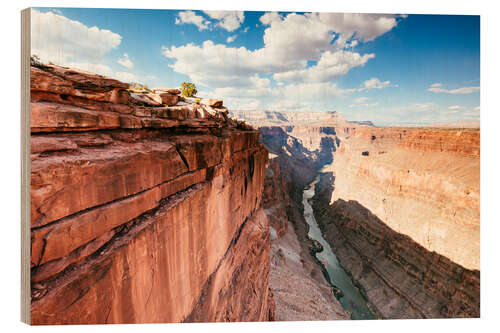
[229,110,350,127]
[350,120,375,127]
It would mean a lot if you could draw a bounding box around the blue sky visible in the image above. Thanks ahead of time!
[32,8,480,126]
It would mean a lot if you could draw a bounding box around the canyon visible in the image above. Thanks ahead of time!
[28,63,480,324]
[233,110,480,319]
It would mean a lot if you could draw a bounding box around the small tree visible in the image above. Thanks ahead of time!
[180,82,197,97]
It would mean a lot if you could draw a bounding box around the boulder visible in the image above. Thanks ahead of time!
[158,93,179,106]
[153,88,181,95]
[201,98,223,108]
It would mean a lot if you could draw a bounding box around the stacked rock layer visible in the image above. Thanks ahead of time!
[29,65,274,324]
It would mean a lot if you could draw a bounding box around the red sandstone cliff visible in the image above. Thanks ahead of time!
[310,126,480,318]
[29,64,274,324]
[331,126,480,269]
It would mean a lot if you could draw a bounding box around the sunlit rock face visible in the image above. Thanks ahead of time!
[29,64,274,324]
[310,126,480,319]
[233,105,480,320]
[330,127,480,270]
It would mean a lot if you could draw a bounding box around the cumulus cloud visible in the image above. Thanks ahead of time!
[354,97,368,103]
[448,105,463,110]
[203,11,245,31]
[175,11,210,31]
[114,71,139,83]
[163,12,402,88]
[226,35,237,43]
[349,102,379,108]
[259,12,282,25]
[274,51,375,83]
[65,62,113,76]
[317,12,399,43]
[65,62,138,83]
[362,77,391,90]
[31,9,122,64]
[163,11,403,110]
[427,85,480,94]
[117,53,134,69]
[162,40,301,87]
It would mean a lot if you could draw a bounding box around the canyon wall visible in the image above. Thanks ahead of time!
[29,65,274,324]
[331,127,480,269]
[311,126,480,318]
[312,173,480,318]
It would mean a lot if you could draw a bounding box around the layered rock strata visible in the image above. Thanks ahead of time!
[29,65,273,324]
[311,172,480,319]
[309,126,480,319]
[331,127,480,269]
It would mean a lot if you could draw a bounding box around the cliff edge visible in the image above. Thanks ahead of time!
[29,64,274,324]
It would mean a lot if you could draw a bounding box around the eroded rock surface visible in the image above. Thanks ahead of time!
[309,126,480,319]
[330,127,480,269]
[312,173,480,319]
[29,65,274,324]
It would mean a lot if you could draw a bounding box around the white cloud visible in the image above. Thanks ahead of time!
[31,9,122,64]
[430,83,442,87]
[65,62,113,76]
[117,53,134,69]
[175,11,210,31]
[203,11,245,32]
[274,51,375,83]
[354,97,368,103]
[114,71,139,83]
[362,77,391,90]
[349,102,379,108]
[413,102,436,110]
[163,12,401,89]
[474,106,480,111]
[428,85,480,94]
[448,105,463,110]
[317,13,399,43]
[65,62,138,84]
[259,12,282,25]
[162,40,300,87]
[226,35,237,43]
[163,12,403,111]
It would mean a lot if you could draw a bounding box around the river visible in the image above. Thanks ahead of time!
[302,176,376,320]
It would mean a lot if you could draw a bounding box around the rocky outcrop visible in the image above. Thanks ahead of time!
[311,173,480,319]
[29,64,273,324]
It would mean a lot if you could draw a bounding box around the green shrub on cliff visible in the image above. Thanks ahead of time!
[180,82,197,97]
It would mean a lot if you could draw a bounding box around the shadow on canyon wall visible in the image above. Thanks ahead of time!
[311,172,480,319]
